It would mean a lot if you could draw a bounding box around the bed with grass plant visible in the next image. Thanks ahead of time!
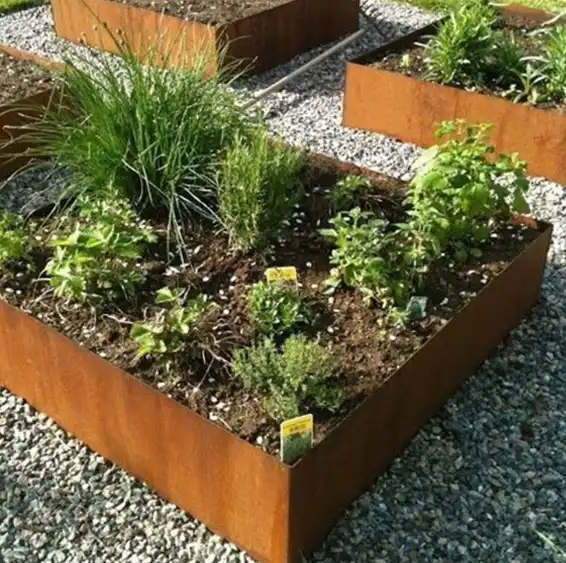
[0,38,553,563]
[343,0,566,185]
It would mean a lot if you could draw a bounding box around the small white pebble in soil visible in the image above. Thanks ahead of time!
[333,308,341,314]
[327,327,335,334]
[297,283,304,288]
[4,287,13,293]
[328,296,334,305]
[230,275,237,282]
[208,377,215,383]
[389,334,397,341]
[256,436,264,445]
[222,309,230,316]
[209,413,219,421]
[311,283,318,289]
[202,276,210,283]
[306,261,313,268]
[210,397,218,404]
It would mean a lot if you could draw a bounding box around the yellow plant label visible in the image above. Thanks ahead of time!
[280,414,313,464]
[265,266,298,286]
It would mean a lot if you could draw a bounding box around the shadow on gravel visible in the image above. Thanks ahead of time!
[236,16,425,109]
[308,262,566,563]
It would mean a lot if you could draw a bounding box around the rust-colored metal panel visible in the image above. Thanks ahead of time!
[50,0,218,71]
[0,45,64,180]
[50,0,359,74]
[222,0,360,74]
[289,219,552,559]
[0,301,292,563]
[342,6,566,184]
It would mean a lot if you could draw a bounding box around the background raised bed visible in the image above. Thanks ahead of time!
[341,5,566,184]
[50,0,360,74]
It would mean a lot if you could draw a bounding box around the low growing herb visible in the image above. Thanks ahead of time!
[45,192,156,302]
[249,281,311,337]
[232,335,342,421]
[130,287,212,359]
[328,174,371,212]
[0,211,27,268]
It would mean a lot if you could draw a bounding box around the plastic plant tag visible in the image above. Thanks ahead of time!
[406,296,428,321]
[280,414,313,464]
[265,266,298,289]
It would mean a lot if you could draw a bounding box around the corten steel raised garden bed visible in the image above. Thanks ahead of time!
[50,0,360,74]
[0,45,63,180]
[0,151,552,561]
[341,5,566,184]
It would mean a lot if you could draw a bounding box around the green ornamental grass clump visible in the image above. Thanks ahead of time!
[13,40,252,255]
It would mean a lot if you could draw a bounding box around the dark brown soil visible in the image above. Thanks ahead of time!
[0,154,539,460]
[0,51,54,106]
[113,0,293,25]
[371,11,564,111]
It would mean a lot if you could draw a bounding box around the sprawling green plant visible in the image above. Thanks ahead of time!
[45,191,156,302]
[249,281,310,337]
[0,211,27,268]
[232,335,342,421]
[328,174,371,211]
[217,128,304,251]
[423,0,502,85]
[321,208,402,306]
[6,38,251,255]
[409,120,529,261]
[130,286,212,359]
[321,120,530,318]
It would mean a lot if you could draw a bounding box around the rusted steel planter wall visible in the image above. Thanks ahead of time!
[50,0,360,74]
[342,5,566,184]
[0,207,552,561]
[0,46,63,180]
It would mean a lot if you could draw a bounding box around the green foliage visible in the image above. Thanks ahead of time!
[217,128,304,251]
[0,211,27,268]
[328,174,371,211]
[410,120,530,260]
[537,26,566,102]
[321,208,403,306]
[423,0,502,86]
[232,335,342,421]
[130,287,212,359]
[0,0,43,13]
[9,39,251,256]
[249,281,310,337]
[403,0,566,15]
[45,192,156,302]
[321,120,530,317]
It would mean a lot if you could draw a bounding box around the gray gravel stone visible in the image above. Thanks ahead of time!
[1,2,566,562]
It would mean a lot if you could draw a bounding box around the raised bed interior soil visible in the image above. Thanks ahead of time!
[0,153,537,459]
[371,11,565,111]
[113,0,293,25]
[0,51,54,105]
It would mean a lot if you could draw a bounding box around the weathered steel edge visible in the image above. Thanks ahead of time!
[349,4,553,66]
[288,218,552,560]
[0,46,64,180]
[50,0,359,74]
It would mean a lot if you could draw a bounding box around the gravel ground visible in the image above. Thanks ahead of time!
[1,2,566,562]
